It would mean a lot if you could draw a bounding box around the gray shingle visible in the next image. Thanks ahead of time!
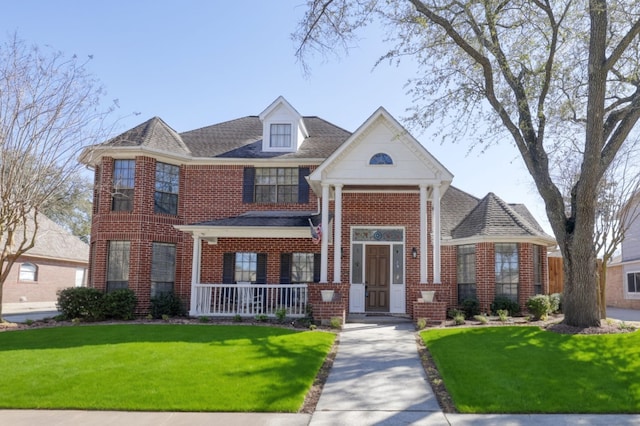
[451,192,548,239]
[100,117,190,155]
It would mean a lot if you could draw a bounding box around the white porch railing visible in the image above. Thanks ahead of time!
[191,283,309,318]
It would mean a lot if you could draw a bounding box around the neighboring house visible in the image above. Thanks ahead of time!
[3,213,89,304]
[79,97,555,322]
[606,197,640,309]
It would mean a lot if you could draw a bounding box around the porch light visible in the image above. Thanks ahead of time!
[412,247,418,258]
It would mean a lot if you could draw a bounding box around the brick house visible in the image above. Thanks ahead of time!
[3,213,88,305]
[79,97,555,323]
[606,195,640,310]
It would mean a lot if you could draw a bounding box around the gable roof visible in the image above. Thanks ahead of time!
[18,214,89,264]
[80,114,350,165]
[445,191,554,245]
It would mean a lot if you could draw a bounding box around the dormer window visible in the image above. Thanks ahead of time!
[259,96,308,153]
[270,124,292,149]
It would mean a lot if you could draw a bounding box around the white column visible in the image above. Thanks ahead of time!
[320,183,330,283]
[333,184,343,283]
[432,184,442,284]
[419,184,428,284]
[189,235,202,316]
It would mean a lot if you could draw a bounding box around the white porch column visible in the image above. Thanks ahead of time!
[419,184,428,284]
[189,235,202,315]
[333,184,343,283]
[432,184,442,284]
[320,183,330,283]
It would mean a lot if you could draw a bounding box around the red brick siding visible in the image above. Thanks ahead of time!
[3,256,86,303]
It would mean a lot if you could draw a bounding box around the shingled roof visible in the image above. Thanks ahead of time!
[447,191,552,241]
[21,214,89,263]
[92,115,351,160]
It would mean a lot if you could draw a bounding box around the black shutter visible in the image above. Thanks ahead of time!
[298,167,310,204]
[313,253,321,283]
[222,253,235,284]
[242,167,255,204]
[280,253,292,284]
[256,253,267,284]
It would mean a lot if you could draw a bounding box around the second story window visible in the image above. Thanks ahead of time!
[270,124,292,148]
[255,168,298,203]
[154,162,179,215]
[112,159,135,212]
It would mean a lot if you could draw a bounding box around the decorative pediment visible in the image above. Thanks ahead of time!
[308,107,453,194]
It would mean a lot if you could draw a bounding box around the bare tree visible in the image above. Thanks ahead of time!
[0,35,111,321]
[555,140,640,318]
[294,0,640,327]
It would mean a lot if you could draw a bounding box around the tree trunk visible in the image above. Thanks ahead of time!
[598,260,607,319]
[561,227,601,327]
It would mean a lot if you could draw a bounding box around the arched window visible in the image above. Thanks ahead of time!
[19,263,37,281]
[369,153,393,165]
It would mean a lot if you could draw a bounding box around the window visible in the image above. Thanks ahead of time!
[292,253,315,283]
[107,241,130,292]
[457,245,476,303]
[270,123,292,148]
[243,167,309,204]
[235,252,258,283]
[112,159,135,211]
[223,253,267,284]
[533,245,543,295]
[369,153,393,165]
[151,242,176,298]
[495,243,519,302]
[255,168,299,203]
[154,162,179,215]
[19,263,37,281]
[627,272,640,294]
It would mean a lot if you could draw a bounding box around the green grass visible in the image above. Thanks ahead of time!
[0,324,335,412]
[421,326,640,414]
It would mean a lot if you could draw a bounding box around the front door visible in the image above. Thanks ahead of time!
[366,245,390,312]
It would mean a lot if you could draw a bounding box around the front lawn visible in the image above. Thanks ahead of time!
[0,324,335,412]
[421,326,640,413]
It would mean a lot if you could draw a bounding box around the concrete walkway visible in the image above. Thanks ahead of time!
[309,319,447,425]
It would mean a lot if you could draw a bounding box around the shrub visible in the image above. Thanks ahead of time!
[103,289,137,320]
[233,314,242,323]
[453,312,465,325]
[461,298,481,318]
[491,297,520,316]
[150,292,186,319]
[497,309,509,322]
[57,287,105,321]
[447,308,463,319]
[549,293,562,313]
[526,294,551,321]
[329,316,342,329]
[473,314,489,324]
[275,308,287,323]
[416,318,428,330]
[255,314,268,322]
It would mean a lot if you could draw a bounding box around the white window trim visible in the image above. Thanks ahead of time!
[625,270,640,299]
[263,121,296,152]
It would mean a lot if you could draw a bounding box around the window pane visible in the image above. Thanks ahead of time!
[112,160,135,211]
[152,243,176,283]
[292,253,314,283]
[270,124,291,148]
[154,162,179,215]
[495,243,518,301]
[235,252,257,283]
[19,263,37,281]
[107,241,130,281]
[254,168,298,203]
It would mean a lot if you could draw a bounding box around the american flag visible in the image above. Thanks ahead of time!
[309,218,322,244]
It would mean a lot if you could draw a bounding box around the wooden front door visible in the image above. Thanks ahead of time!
[366,245,390,312]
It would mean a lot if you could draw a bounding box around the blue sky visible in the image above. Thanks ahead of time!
[1,0,550,232]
